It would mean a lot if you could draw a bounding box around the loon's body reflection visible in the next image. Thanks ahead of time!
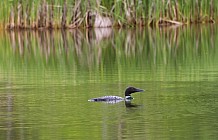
[125,100,141,108]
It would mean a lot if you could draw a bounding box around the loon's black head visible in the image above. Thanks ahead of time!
[125,86,144,97]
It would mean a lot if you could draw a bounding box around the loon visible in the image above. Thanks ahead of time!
[88,86,144,102]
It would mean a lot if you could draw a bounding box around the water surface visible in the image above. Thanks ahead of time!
[0,26,218,139]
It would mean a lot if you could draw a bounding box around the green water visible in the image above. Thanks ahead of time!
[0,26,218,140]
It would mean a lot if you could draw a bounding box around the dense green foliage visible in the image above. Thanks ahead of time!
[0,0,218,29]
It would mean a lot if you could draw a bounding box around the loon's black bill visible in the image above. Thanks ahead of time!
[136,88,144,92]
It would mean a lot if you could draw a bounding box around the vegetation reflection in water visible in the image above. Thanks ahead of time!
[0,26,217,139]
[0,26,217,82]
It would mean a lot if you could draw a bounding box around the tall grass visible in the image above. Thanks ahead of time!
[0,0,217,30]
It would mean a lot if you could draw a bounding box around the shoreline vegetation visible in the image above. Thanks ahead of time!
[0,0,217,30]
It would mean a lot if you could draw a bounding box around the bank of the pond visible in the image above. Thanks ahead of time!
[1,0,217,30]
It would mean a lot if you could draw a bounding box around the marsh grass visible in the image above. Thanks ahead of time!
[0,0,217,30]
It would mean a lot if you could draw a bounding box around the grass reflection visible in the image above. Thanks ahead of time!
[0,25,217,84]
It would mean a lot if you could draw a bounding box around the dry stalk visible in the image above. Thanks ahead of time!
[174,0,179,21]
[7,6,15,29]
[17,1,24,29]
[61,0,67,28]
[69,0,83,28]
[209,0,215,23]
[48,0,54,29]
